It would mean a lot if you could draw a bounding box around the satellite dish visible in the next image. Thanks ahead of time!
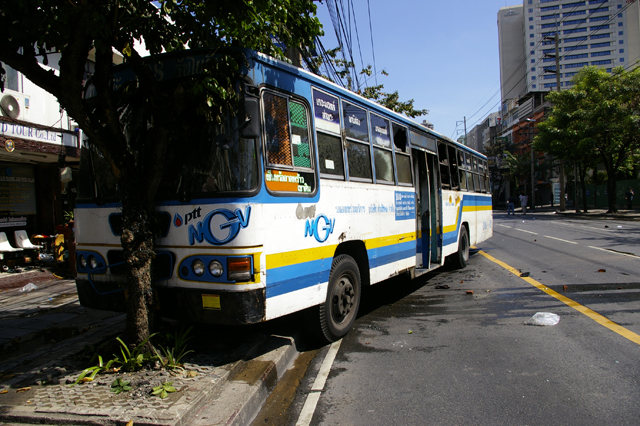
[0,95,20,120]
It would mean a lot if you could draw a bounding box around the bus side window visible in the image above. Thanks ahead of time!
[448,145,460,190]
[290,101,312,168]
[477,161,485,193]
[472,158,480,192]
[483,161,490,192]
[263,92,316,194]
[343,102,372,181]
[371,113,393,184]
[393,124,412,185]
[317,132,345,177]
[263,92,293,166]
[458,151,467,191]
[312,88,345,179]
[437,141,451,189]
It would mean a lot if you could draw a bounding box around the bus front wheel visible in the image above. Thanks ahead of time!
[315,255,361,343]
[451,226,469,269]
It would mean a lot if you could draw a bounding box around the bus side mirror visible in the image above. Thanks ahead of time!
[239,97,260,139]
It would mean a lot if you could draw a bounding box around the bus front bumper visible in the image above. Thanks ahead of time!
[75,279,266,325]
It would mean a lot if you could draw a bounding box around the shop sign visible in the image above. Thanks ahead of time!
[0,122,76,145]
[0,216,27,227]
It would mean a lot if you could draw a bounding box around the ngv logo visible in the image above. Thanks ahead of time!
[185,206,251,246]
[305,215,335,243]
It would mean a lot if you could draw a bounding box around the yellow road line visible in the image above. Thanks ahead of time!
[478,249,640,346]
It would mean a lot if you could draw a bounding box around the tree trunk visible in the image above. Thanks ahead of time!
[606,174,618,214]
[579,163,588,213]
[120,198,156,346]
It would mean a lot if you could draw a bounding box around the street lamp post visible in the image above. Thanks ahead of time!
[524,118,535,211]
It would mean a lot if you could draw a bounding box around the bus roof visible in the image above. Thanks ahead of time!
[250,51,486,160]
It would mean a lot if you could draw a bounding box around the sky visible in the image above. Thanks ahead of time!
[314,0,523,140]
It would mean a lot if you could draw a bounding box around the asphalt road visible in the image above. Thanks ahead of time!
[261,212,640,426]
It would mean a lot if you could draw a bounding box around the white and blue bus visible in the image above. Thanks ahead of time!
[75,49,492,342]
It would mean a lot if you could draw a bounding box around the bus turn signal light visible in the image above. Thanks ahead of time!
[227,257,252,282]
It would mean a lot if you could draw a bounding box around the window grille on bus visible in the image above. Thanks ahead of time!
[264,93,293,166]
[290,102,312,168]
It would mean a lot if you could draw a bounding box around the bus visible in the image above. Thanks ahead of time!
[75,49,493,342]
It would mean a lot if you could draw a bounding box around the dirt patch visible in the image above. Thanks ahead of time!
[0,268,63,291]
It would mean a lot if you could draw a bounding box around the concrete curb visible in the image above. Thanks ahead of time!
[184,335,299,426]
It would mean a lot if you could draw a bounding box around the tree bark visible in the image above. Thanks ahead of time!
[121,203,156,346]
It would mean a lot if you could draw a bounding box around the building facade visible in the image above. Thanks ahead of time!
[0,52,109,252]
[524,0,640,92]
[494,0,640,208]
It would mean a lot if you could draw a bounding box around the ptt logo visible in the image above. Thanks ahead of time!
[305,214,336,243]
[175,206,251,246]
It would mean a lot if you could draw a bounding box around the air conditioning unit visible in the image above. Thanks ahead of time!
[0,90,29,120]
[0,94,20,119]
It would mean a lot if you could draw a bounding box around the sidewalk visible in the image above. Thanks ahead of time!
[496,204,640,221]
[0,269,300,426]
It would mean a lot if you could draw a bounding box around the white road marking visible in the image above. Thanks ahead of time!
[588,246,638,258]
[544,235,578,245]
[516,229,538,235]
[296,339,342,426]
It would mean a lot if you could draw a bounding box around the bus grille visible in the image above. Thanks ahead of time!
[108,212,172,237]
[106,250,175,281]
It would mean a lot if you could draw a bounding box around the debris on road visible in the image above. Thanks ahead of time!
[18,283,38,293]
[524,312,560,326]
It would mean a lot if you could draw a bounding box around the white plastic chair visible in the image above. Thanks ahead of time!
[0,232,23,253]
[14,230,43,250]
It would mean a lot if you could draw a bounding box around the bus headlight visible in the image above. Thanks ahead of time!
[192,259,205,276]
[79,255,87,269]
[209,260,223,277]
[89,256,99,269]
[228,257,252,281]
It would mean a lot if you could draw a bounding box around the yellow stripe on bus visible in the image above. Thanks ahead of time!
[462,205,493,212]
[266,231,415,269]
[365,232,416,250]
[267,244,338,269]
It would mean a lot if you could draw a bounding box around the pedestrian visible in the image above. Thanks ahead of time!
[507,195,515,215]
[625,187,634,210]
[519,193,528,215]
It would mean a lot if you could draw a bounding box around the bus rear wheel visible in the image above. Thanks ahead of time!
[451,226,469,269]
[315,255,361,343]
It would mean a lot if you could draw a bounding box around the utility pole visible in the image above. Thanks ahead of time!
[544,30,565,211]
[456,117,468,146]
[524,119,536,210]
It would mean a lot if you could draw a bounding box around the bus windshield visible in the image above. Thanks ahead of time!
[78,111,259,202]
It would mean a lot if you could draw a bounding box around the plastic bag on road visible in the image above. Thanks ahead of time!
[19,283,38,293]
[524,312,560,326]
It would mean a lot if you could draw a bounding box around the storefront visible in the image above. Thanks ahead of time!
[0,118,79,258]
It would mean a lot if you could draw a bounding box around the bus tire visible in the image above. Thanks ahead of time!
[451,226,469,269]
[316,255,361,343]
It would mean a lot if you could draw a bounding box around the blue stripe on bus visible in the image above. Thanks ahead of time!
[367,240,416,268]
[266,241,416,298]
[266,258,332,298]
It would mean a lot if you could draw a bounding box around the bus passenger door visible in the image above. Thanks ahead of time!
[412,149,438,269]
[428,153,442,265]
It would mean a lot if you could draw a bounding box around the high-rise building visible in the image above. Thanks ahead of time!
[498,5,526,114]
[524,0,640,93]
[499,0,640,107]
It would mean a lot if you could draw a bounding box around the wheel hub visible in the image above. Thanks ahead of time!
[332,278,355,321]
